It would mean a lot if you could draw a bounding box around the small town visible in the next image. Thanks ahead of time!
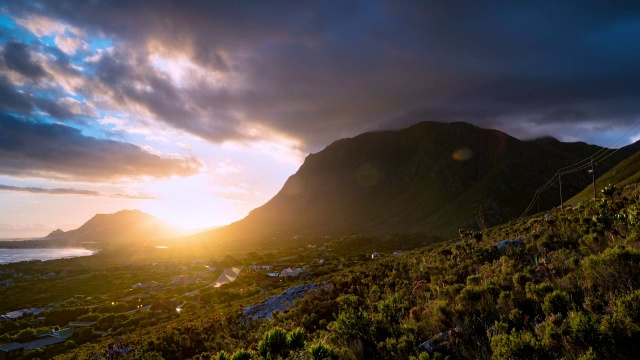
[1,235,416,359]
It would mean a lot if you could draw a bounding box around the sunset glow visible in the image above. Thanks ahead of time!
[1,2,640,237]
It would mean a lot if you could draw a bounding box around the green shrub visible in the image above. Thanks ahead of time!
[308,341,335,360]
[618,289,640,323]
[214,351,229,360]
[330,295,372,344]
[13,328,36,343]
[582,247,640,294]
[287,327,306,350]
[513,273,532,289]
[491,330,549,360]
[230,349,253,360]
[568,312,598,351]
[257,328,288,360]
[542,290,571,317]
[466,274,482,286]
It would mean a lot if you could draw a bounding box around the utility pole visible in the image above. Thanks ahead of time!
[559,174,563,212]
[589,157,596,199]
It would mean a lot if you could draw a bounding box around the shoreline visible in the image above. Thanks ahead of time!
[0,248,97,265]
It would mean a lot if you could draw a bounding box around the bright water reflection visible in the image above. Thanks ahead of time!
[0,248,94,264]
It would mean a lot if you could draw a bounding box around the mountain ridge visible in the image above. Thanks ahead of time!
[44,209,183,244]
[192,121,640,243]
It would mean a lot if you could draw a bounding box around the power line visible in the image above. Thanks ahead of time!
[519,119,640,218]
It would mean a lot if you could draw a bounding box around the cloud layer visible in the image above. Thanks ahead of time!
[0,114,201,181]
[2,1,640,165]
[0,184,157,199]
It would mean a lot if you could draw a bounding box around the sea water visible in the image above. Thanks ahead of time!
[0,248,94,264]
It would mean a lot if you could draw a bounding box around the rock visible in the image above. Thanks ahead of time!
[243,283,330,321]
[419,340,436,352]
[496,237,525,250]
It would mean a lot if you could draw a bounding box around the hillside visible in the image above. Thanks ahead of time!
[568,149,640,204]
[43,209,183,244]
[196,121,639,242]
[56,171,640,360]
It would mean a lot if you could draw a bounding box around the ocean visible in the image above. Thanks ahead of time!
[0,248,94,264]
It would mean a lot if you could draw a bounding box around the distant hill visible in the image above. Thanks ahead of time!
[44,209,183,244]
[194,121,640,242]
[568,148,640,204]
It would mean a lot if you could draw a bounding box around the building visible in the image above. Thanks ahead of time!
[69,321,97,337]
[149,300,176,313]
[171,275,197,285]
[0,343,24,360]
[21,336,66,351]
[249,265,272,271]
[371,252,381,259]
[31,317,46,327]
[279,268,303,277]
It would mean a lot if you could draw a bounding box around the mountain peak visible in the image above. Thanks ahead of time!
[43,209,181,244]
[530,135,562,143]
[195,120,634,243]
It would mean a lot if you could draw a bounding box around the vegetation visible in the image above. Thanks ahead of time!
[3,179,640,358]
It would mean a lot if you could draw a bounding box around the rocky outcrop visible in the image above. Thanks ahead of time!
[243,283,330,320]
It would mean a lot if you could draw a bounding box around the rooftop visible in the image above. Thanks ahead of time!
[22,336,66,350]
[0,342,24,351]
[52,328,71,339]
[68,321,97,327]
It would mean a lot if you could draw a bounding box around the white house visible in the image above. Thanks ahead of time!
[249,265,272,271]
[279,267,303,277]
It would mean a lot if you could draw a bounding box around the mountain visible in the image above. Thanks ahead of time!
[196,121,640,242]
[44,209,183,244]
[568,148,640,204]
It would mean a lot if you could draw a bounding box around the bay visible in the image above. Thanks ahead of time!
[0,248,94,264]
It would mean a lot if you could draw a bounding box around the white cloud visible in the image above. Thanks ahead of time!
[214,159,243,175]
[15,14,69,37]
[60,97,97,117]
[178,142,192,151]
[54,34,87,55]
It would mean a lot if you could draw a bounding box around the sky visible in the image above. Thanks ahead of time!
[1,1,640,237]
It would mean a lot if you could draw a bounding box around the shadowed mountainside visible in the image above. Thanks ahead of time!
[193,121,640,242]
[568,148,640,204]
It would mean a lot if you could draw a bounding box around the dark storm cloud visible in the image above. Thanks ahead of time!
[0,114,202,181]
[1,41,46,78]
[6,1,640,148]
[0,184,158,199]
[0,40,94,121]
[0,75,33,113]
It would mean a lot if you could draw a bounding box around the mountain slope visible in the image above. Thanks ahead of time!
[197,121,639,241]
[44,209,182,244]
[568,148,640,204]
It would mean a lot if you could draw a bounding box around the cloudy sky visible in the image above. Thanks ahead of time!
[1,1,640,237]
